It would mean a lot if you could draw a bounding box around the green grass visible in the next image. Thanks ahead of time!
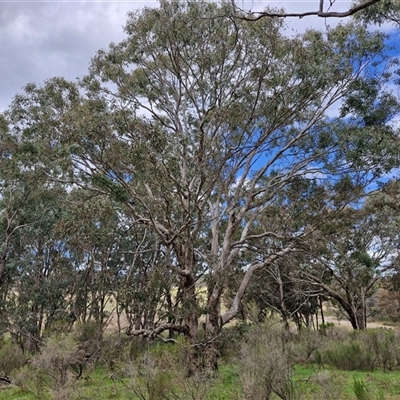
[0,364,400,399]
[0,387,36,400]
[206,364,242,399]
[292,365,400,399]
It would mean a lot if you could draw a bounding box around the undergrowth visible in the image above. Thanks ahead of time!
[0,322,400,399]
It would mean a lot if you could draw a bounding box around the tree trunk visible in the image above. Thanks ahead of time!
[182,273,199,338]
[348,307,366,330]
[320,296,325,325]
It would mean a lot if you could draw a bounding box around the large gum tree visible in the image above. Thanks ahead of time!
[4,1,400,350]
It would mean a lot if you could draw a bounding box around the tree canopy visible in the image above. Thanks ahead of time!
[1,1,400,358]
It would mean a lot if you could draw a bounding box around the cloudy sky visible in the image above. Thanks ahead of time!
[0,0,387,113]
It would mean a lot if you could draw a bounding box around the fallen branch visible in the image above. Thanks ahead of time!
[126,323,190,338]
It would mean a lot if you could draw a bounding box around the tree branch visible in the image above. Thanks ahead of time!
[126,323,190,338]
[234,0,382,20]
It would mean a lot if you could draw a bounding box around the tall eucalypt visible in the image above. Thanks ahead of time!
[4,0,400,362]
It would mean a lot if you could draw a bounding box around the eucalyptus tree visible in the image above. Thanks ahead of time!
[0,116,33,298]
[243,256,322,330]
[10,183,75,350]
[4,1,400,348]
[59,189,175,332]
[299,201,398,330]
[0,146,76,349]
[0,118,65,343]
[354,0,400,26]
[359,181,400,322]
[56,189,125,326]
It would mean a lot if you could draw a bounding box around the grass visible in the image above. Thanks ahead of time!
[1,364,400,399]
[292,365,400,399]
[3,322,400,399]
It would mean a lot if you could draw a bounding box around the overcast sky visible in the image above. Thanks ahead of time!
[0,0,389,113]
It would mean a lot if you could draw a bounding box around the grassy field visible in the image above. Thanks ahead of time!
[2,323,400,399]
[1,363,400,399]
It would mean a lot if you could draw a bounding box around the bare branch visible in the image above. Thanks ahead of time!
[233,0,382,20]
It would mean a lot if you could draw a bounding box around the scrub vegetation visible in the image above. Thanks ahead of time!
[1,322,400,399]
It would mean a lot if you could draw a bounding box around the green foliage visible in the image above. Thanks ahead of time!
[355,0,400,26]
[32,334,83,385]
[319,322,335,334]
[1,0,400,363]
[218,322,252,360]
[123,353,175,399]
[0,340,27,376]
[325,340,374,370]
[13,365,52,400]
[91,173,129,203]
[73,321,104,361]
[12,333,86,400]
[311,328,400,372]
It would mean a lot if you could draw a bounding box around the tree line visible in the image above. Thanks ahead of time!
[0,0,400,361]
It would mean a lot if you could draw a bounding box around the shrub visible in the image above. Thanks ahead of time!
[14,333,85,399]
[292,329,323,363]
[318,322,335,336]
[119,341,199,399]
[117,337,241,400]
[13,365,50,400]
[318,328,400,371]
[364,328,399,371]
[73,320,104,362]
[32,333,84,388]
[100,333,131,373]
[0,340,27,376]
[123,352,174,400]
[238,324,298,400]
[219,322,251,360]
[308,370,344,400]
[324,339,374,370]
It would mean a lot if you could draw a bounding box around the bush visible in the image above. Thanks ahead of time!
[122,352,174,400]
[319,328,400,371]
[73,320,104,362]
[32,333,84,388]
[324,339,373,370]
[119,339,210,400]
[13,333,85,399]
[238,323,298,400]
[13,365,51,400]
[219,322,251,360]
[100,333,131,373]
[318,322,335,336]
[364,328,399,371]
[292,329,323,363]
[0,340,27,376]
[309,370,344,400]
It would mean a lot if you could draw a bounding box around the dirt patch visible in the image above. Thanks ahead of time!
[323,315,395,330]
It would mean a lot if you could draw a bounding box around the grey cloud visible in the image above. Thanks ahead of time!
[0,1,137,112]
[0,0,347,113]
